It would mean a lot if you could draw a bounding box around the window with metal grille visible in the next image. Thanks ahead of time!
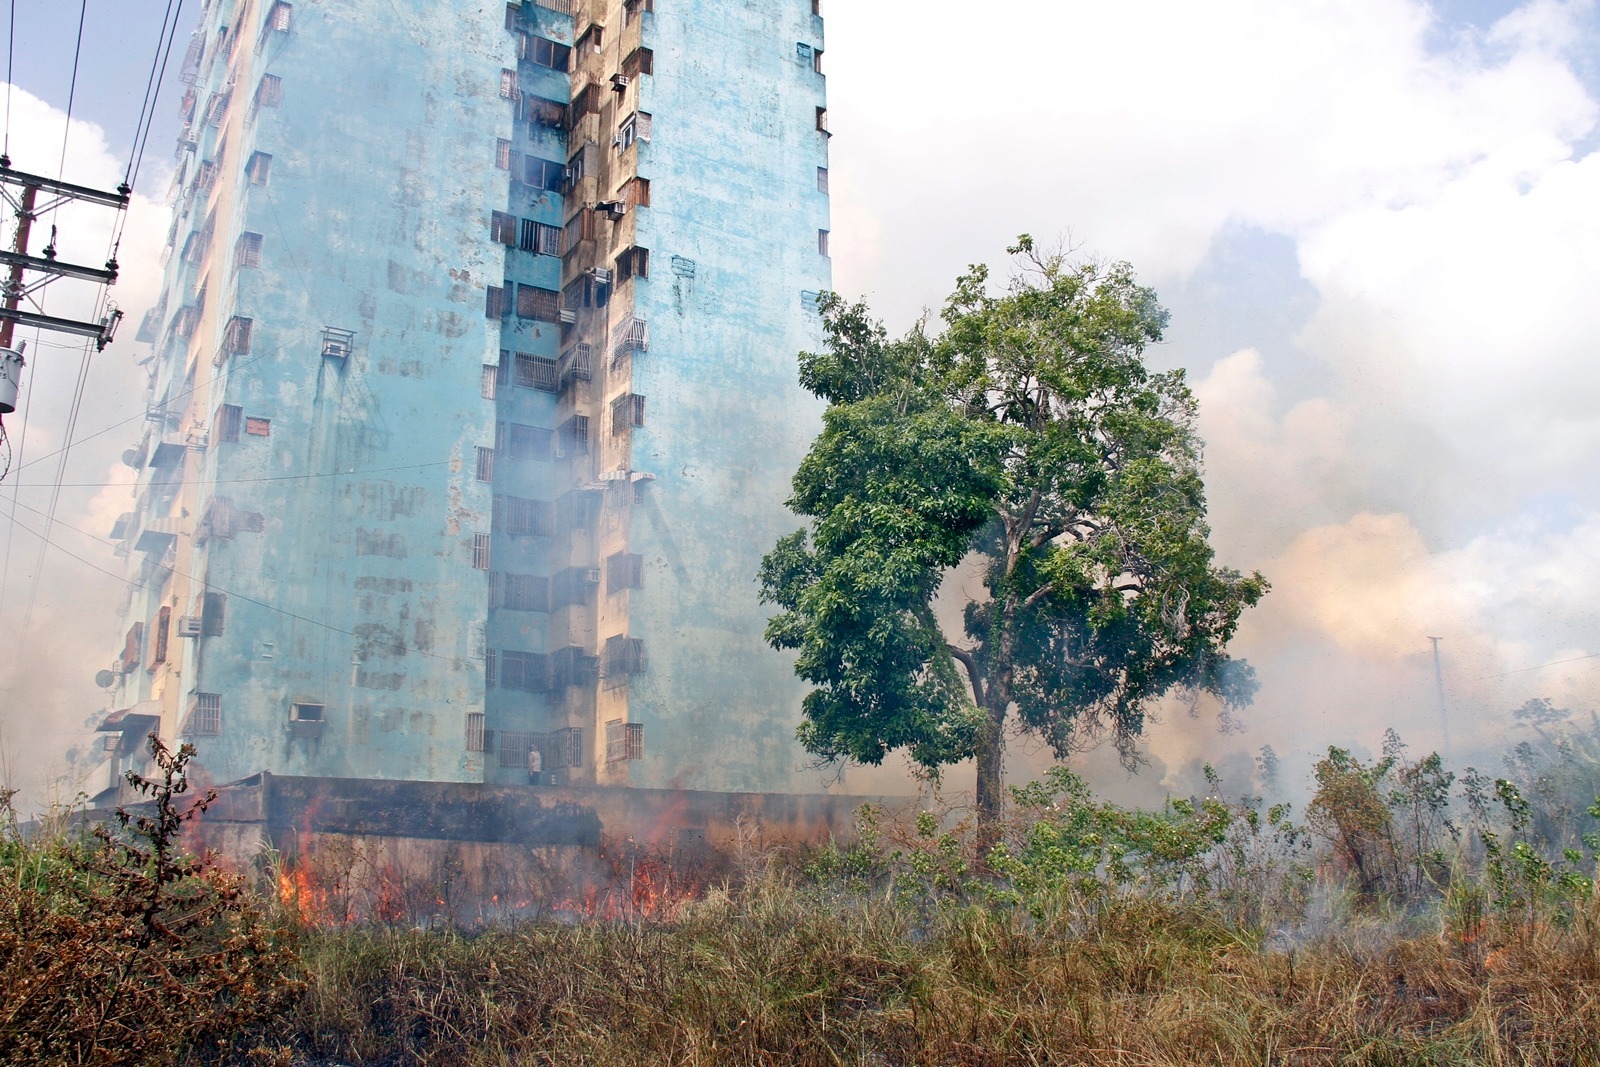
[151,606,172,667]
[602,635,646,686]
[496,138,513,169]
[490,211,518,244]
[190,693,222,736]
[502,573,549,611]
[507,422,552,461]
[610,392,645,433]
[475,446,495,482]
[235,232,263,270]
[204,89,231,125]
[172,305,199,339]
[559,415,590,455]
[605,719,644,761]
[481,364,498,400]
[499,650,549,692]
[550,644,599,686]
[269,1,293,31]
[819,229,830,257]
[622,47,654,78]
[517,284,560,322]
[215,403,243,443]
[610,317,649,363]
[513,352,558,391]
[203,496,237,540]
[472,533,492,569]
[623,0,652,26]
[254,75,283,109]
[569,81,600,125]
[606,551,644,591]
[485,648,497,687]
[245,416,271,436]
[466,712,487,752]
[522,156,564,191]
[524,35,571,70]
[625,177,651,208]
[486,284,508,318]
[499,68,518,99]
[559,344,592,387]
[556,491,600,531]
[202,591,226,636]
[615,246,649,281]
[563,209,598,250]
[498,729,538,769]
[556,726,584,767]
[574,22,603,55]
[521,219,562,255]
[493,495,553,536]
[817,167,828,194]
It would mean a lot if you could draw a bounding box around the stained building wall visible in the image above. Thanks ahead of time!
[98,0,830,799]
[599,0,831,791]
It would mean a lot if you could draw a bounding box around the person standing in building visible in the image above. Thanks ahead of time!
[528,743,543,786]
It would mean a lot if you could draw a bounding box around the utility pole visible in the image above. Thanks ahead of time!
[0,155,131,381]
[1428,635,1451,757]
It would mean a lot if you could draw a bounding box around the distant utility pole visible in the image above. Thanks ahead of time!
[1428,636,1451,757]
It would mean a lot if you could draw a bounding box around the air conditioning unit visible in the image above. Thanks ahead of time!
[596,200,626,221]
[583,568,602,584]
[610,74,630,91]
[590,267,613,284]
[321,339,349,360]
[177,615,203,638]
[559,308,578,324]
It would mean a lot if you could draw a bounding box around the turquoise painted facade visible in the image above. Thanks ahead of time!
[98,0,829,797]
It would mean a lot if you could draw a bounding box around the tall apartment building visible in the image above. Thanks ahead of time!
[97,0,831,797]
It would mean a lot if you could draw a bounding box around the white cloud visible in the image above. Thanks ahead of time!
[0,86,165,812]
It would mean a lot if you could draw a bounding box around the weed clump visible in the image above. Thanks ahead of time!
[0,737,301,1066]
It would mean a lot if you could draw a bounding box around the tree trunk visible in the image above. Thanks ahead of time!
[974,696,1006,858]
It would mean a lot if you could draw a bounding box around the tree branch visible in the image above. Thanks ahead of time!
[947,643,984,707]
[1021,581,1057,610]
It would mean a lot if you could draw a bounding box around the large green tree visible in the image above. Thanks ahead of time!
[760,238,1268,841]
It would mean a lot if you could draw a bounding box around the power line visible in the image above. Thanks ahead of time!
[2,459,450,489]
[2,497,465,665]
[125,0,181,190]
[3,0,14,159]
[54,0,89,183]
[1476,652,1600,681]
[126,0,188,198]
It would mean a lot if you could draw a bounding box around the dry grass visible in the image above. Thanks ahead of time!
[232,876,1600,1067]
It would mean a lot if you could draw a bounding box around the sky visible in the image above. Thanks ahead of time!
[2,0,1598,809]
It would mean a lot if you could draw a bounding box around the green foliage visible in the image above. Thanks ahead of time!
[0,736,301,1066]
[762,239,1267,823]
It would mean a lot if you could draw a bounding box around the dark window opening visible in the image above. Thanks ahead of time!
[615,245,650,281]
[215,403,243,443]
[606,551,644,591]
[202,591,227,636]
[610,392,645,433]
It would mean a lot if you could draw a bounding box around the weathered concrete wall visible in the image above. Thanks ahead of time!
[101,0,831,800]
